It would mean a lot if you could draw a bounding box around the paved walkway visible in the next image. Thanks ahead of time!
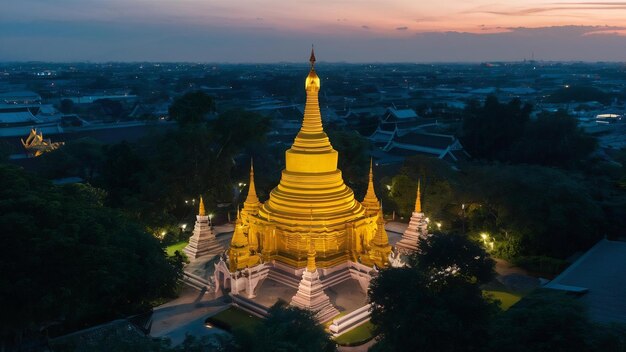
[150,286,229,345]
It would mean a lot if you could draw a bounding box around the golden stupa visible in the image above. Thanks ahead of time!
[229,48,389,271]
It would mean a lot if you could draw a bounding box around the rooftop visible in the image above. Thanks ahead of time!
[545,239,626,324]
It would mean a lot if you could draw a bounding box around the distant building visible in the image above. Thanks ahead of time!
[0,91,41,104]
[383,131,470,163]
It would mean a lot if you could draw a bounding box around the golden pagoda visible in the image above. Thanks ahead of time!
[361,158,381,218]
[229,208,261,271]
[364,209,392,268]
[233,48,379,269]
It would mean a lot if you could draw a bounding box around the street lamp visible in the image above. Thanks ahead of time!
[436,222,442,231]
[209,213,214,227]
[181,224,187,231]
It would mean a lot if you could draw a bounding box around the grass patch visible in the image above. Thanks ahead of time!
[205,307,263,334]
[334,321,376,346]
[166,241,188,256]
[484,290,523,311]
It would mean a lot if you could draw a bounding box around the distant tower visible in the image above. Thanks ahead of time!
[396,180,428,253]
[184,197,222,259]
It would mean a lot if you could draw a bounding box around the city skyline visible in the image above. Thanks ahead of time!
[1,0,626,62]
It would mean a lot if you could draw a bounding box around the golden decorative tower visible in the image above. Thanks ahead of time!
[198,196,206,216]
[242,160,261,223]
[365,209,392,268]
[249,47,372,268]
[229,209,259,271]
[414,179,422,213]
[361,158,381,217]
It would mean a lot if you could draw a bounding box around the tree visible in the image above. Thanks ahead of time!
[369,233,497,352]
[462,164,605,259]
[508,110,596,168]
[234,302,336,352]
[0,165,182,348]
[39,138,104,181]
[461,95,532,161]
[168,91,216,125]
[411,232,495,286]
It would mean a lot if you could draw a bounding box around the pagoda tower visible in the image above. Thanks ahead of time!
[361,158,381,218]
[247,47,374,268]
[364,209,392,268]
[396,180,429,253]
[290,239,340,323]
[184,197,223,259]
[229,209,260,271]
[241,159,261,226]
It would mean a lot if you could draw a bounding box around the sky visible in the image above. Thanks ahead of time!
[1,0,626,62]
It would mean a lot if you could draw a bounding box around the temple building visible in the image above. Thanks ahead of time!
[213,49,391,322]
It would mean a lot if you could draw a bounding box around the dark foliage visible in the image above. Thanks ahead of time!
[168,91,216,125]
[233,302,336,352]
[369,233,498,352]
[461,96,596,168]
[0,165,182,347]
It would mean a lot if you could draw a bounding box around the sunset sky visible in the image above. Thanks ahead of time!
[1,0,626,62]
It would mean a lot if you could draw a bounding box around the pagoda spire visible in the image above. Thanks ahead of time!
[291,47,332,153]
[244,158,260,205]
[371,209,390,246]
[414,179,422,213]
[198,196,206,216]
[367,208,392,268]
[362,158,380,216]
[230,208,248,248]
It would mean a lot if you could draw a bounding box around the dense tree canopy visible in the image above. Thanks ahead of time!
[507,110,596,168]
[369,233,497,352]
[168,91,216,125]
[461,96,532,161]
[234,303,336,352]
[461,96,596,168]
[462,164,605,259]
[0,165,182,346]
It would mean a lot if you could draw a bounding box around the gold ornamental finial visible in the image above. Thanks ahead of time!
[414,180,422,213]
[198,196,206,216]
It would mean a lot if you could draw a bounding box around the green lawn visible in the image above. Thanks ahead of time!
[205,307,263,334]
[484,290,523,311]
[165,241,188,256]
[334,321,376,346]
